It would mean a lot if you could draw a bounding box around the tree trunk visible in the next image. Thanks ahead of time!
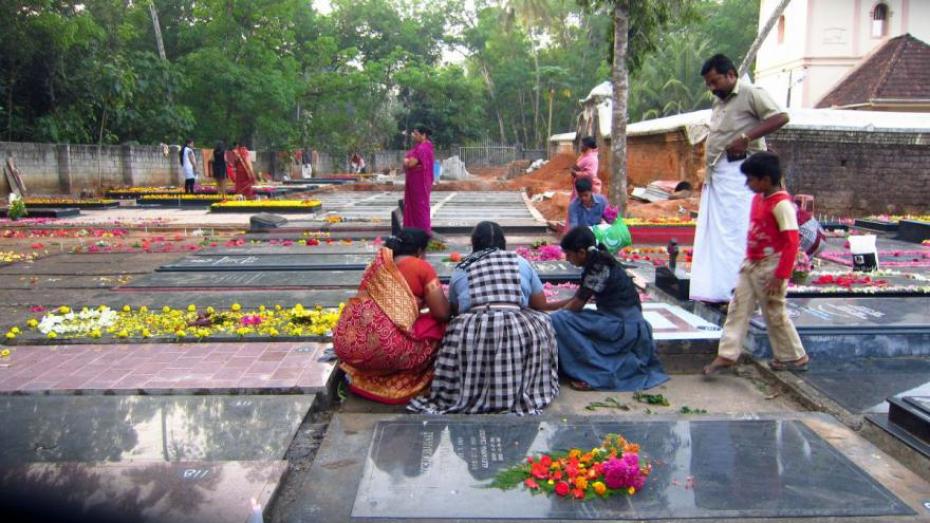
[739,0,792,78]
[610,2,629,211]
[98,107,108,145]
[546,88,554,149]
[148,1,167,61]
[479,62,507,143]
[533,50,541,147]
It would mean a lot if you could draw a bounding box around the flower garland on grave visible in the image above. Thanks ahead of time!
[515,244,564,261]
[788,269,930,294]
[865,214,930,223]
[7,303,344,341]
[139,194,240,201]
[489,433,651,500]
[624,217,695,226]
[23,197,118,205]
[210,199,322,208]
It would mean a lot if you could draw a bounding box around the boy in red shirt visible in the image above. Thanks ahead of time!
[704,151,808,374]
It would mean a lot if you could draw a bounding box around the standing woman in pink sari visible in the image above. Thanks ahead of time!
[403,124,435,232]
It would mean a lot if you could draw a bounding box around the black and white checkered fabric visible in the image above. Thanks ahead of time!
[408,250,559,415]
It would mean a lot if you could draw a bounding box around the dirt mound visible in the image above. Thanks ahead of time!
[627,197,700,220]
[504,153,576,196]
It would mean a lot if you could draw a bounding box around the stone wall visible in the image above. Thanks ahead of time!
[623,128,930,216]
[0,142,185,196]
[769,129,930,216]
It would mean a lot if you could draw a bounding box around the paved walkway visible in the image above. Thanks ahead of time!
[0,341,333,394]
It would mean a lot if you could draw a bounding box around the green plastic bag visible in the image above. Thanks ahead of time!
[591,216,631,254]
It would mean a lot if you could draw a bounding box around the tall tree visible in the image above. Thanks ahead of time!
[577,0,697,210]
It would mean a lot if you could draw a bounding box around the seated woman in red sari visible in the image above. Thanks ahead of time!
[231,141,256,199]
[333,228,450,404]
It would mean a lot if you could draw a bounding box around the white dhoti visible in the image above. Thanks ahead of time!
[689,158,754,302]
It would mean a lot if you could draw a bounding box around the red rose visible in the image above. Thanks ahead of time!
[540,455,552,468]
[555,481,570,496]
[531,463,549,479]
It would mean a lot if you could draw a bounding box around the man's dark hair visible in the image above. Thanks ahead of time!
[700,54,737,76]
[740,151,783,185]
[471,221,506,251]
[575,177,593,193]
[581,136,597,149]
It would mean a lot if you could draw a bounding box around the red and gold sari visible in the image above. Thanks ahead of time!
[333,248,446,404]
[232,146,256,199]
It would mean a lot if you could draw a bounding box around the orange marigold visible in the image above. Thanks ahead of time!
[593,481,607,496]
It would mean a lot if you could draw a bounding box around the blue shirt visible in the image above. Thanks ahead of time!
[449,256,544,313]
[568,194,607,228]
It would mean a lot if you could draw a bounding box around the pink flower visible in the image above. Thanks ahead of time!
[29,305,47,313]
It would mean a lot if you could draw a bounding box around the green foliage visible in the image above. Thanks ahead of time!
[584,396,630,411]
[0,0,757,151]
[632,392,670,406]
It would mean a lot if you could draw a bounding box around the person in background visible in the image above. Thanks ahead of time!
[402,124,435,232]
[567,177,608,229]
[571,136,602,195]
[181,138,198,194]
[690,53,789,304]
[231,141,256,199]
[703,152,808,375]
[408,221,559,415]
[350,153,367,174]
[333,228,450,404]
[542,226,668,391]
[210,141,228,199]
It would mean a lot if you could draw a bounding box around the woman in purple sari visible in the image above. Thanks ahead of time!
[403,124,435,232]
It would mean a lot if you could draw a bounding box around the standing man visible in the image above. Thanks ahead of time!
[181,138,198,194]
[689,54,789,303]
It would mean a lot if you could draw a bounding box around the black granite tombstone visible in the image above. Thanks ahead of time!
[250,213,288,231]
[350,418,913,520]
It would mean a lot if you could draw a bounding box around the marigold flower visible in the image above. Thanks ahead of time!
[58,306,70,314]
[0,349,10,357]
[5,331,15,340]
[628,487,636,495]
[47,332,57,339]
[162,306,171,313]
[231,303,242,312]
[593,481,607,495]
[574,477,588,490]
[187,304,197,312]
[568,449,582,459]
[572,488,585,499]
[139,306,148,313]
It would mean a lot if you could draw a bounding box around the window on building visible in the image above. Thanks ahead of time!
[777,15,786,44]
[872,3,889,38]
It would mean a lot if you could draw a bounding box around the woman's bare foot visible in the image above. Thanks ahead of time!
[569,380,592,391]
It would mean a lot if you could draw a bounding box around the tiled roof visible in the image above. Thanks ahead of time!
[816,34,930,108]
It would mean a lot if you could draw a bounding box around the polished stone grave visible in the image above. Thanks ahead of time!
[0,395,307,523]
[106,289,355,307]
[0,460,285,523]
[800,357,930,414]
[157,253,582,281]
[747,296,930,358]
[0,395,311,464]
[642,303,721,341]
[346,417,912,520]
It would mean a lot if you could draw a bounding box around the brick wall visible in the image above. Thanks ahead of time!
[770,129,930,216]
[622,128,929,216]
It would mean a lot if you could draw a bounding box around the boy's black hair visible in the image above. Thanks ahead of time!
[574,177,593,193]
[384,227,431,256]
[740,151,783,186]
[700,54,736,76]
[581,136,597,149]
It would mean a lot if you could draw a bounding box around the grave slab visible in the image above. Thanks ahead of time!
[0,394,312,463]
[0,342,334,395]
[799,357,930,414]
[155,254,582,282]
[282,413,920,522]
[0,460,285,523]
[748,296,930,359]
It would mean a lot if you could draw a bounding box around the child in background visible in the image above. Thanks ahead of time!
[567,177,608,229]
[703,152,809,375]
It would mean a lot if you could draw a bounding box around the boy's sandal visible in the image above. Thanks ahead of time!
[768,356,810,372]
[702,356,738,376]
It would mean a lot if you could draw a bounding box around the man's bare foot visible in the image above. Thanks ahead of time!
[703,356,738,376]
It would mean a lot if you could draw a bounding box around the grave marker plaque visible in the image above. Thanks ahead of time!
[352,418,913,520]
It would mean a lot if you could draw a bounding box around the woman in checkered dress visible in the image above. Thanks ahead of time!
[408,222,559,415]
